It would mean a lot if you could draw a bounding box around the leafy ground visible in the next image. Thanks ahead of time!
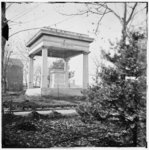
[3,110,146,148]
[2,93,146,147]
[2,111,129,148]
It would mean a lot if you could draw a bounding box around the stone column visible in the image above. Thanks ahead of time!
[83,52,89,89]
[41,47,48,88]
[64,58,69,88]
[28,56,34,88]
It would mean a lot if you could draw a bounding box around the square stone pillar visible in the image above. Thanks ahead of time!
[28,56,34,88]
[64,58,69,88]
[41,47,48,88]
[83,52,89,89]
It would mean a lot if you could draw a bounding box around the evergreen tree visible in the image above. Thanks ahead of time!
[77,31,146,147]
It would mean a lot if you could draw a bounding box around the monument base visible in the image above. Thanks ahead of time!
[25,88,83,97]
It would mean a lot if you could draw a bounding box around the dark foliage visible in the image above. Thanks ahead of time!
[3,113,132,148]
[15,121,38,131]
[77,31,147,147]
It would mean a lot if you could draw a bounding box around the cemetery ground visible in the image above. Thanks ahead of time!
[2,93,99,148]
[2,92,146,147]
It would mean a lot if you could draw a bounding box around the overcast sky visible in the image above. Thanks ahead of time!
[6,2,146,86]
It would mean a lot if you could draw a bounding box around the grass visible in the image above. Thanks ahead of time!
[3,93,86,112]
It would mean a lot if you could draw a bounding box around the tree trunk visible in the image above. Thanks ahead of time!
[122,3,127,45]
[2,2,6,93]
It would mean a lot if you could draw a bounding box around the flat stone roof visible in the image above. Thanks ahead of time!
[26,27,94,47]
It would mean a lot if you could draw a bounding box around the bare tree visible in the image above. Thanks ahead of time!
[59,2,146,42]
[2,44,13,93]
[14,39,30,87]
[2,2,9,93]
[92,54,101,84]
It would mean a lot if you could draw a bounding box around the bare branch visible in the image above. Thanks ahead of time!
[59,3,109,17]
[85,4,106,15]
[6,3,13,10]
[103,3,123,24]
[95,7,108,34]
[95,4,104,12]
[124,3,127,23]
[9,27,42,38]
[128,4,146,26]
[126,3,138,25]
[59,10,89,16]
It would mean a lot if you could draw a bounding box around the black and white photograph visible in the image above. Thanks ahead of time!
[1,1,147,148]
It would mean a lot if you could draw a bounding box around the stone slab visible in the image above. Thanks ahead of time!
[25,88,83,97]
[6,109,77,116]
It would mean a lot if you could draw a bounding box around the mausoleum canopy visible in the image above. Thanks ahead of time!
[26,27,94,96]
[26,27,94,58]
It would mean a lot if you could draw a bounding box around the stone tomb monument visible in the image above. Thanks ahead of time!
[49,68,66,88]
[25,27,94,96]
